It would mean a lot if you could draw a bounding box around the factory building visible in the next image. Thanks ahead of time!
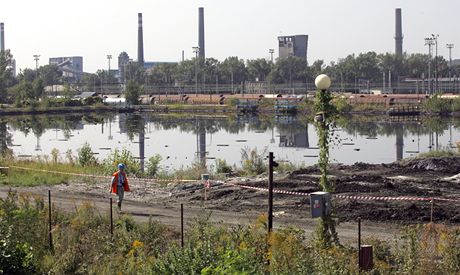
[278,35,308,61]
[49,56,83,82]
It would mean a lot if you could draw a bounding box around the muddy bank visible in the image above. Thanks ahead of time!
[2,157,459,226]
[165,157,460,224]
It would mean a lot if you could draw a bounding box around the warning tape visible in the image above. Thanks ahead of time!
[212,180,460,203]
[333,194,433,202]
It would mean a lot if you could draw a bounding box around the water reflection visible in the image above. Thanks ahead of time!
[2,113,460,168]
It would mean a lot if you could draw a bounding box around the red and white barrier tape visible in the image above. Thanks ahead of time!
[212,180,460,203]
[333,194,433,202]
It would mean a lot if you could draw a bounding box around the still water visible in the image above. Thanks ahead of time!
[1,113,459,171]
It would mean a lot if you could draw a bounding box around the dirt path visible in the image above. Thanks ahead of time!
[0,185,401,244]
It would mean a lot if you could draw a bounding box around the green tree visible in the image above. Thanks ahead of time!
[219,56,246,85]
[268,56,307,84]
[124,62,145,84]
[81,72,101,92]
[38,64,62,86]
[174,59,195,85]
[125,80,140,105]
[32,78,44,99]
[145,63,177,85]
[0,50,15,103]
[246,58,271,82]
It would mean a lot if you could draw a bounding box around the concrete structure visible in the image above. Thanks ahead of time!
[118,52,130,83]
[278,35,308,60]
[138,13,144,67]
[49,56,83,82]
[395,8,403,56]
[198,7,205,59]
[0,23,4,52]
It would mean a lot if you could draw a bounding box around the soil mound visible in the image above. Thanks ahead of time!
[400,157,460,173]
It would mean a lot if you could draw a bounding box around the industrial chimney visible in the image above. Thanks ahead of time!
[198,7,205,59]
[0,23,5,52]
[138,13,144,67]
[395,8,403,56]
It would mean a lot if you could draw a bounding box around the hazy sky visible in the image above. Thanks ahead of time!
[1,0,459,73]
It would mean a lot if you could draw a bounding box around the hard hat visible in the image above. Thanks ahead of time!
[118,163,125,169]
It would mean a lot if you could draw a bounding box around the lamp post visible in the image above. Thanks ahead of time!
[33,54,40,77]
[231,70,234,94]
[447,44,454,91]
[313,74,338,246]
[432,34,439,93]
[106,54,112,96]
[193,46,200,96]
[424,37,435,94]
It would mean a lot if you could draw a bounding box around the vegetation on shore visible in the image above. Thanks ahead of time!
[0,193,459,274]
[0,143,301,187]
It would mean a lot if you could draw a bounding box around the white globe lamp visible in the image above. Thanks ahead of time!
[315,74,331,90]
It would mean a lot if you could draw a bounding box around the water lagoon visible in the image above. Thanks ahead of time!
[2,113,458,171]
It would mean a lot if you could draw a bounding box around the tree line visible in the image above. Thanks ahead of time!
[1,49,460,104]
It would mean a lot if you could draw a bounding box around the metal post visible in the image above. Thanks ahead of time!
[447,44,454,91]
[110,197,113,235]
[193,47,199,96]
[433,34,439,93]
[48,190,53,251]
[268,152,274,233]
[181,203,184,248]
[430,199,434,223]
[358,217,361,270]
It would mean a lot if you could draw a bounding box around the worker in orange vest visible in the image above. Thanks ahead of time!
[110,163,130,211]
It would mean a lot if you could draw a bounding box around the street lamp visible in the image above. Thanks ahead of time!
[269,49,274,63]
[424,37,435,94]
[106,54,112,96]
[431,34,439,93]
[192,46,200,96]
[447,44,454,91]
[33,54,40,77]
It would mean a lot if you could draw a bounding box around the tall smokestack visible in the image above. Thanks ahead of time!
[395,8,403,56]
[138,13,144,67]
[0,23,5,52]
[198,7,205,59]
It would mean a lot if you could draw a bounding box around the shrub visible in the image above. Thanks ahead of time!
[103,147,141,176]
[240,147,267,175]
[0,229,37,274]
[215,158,233,174]
[51,148,60,163]
[146,154,162,177]
[334,97,352,113]
[423,94,451,114]
[77,142,97,167]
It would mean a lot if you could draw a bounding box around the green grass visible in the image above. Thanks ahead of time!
[0,160,103,187]
[1,195,459,274]
[417,149,459,158]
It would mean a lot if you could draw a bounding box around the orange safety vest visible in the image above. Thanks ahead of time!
[111,171,130,193]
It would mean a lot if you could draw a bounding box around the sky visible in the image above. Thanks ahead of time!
[1,0,459,73]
